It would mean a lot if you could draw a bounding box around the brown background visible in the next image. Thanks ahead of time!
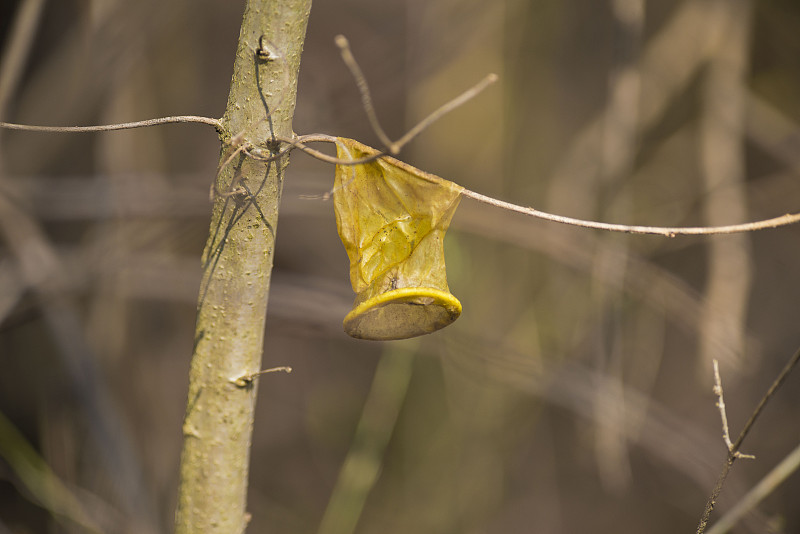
[1,0,800,533]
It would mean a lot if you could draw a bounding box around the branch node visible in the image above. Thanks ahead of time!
[256,35,280,62]
[697,347,800,533]
[712,360,753,458]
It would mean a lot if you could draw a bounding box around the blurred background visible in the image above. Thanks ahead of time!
[1,0,800,533]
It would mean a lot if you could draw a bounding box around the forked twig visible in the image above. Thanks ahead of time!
[696,347,800,534]
[334,33,498,156]
[712,360,755,460]
[706,441,800,534]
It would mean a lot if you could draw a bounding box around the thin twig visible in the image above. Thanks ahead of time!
[230,366,293,388]
[0,115,222,133]
[210,143,248,200]
[460,189,800,236]
[706,440,800,534]
[0,0,45,118]
[393,73,498,153]
[334,35,394,150]
[279,134,387,165]
[696,346,800,534]
[334,34,498,155]
[712,360,754,459]
[732,346,800,451]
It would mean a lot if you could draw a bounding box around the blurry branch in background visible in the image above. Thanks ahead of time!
[747,93,800,174]
[592,0,645,492]
[0,411,103,534]
[698,0,753,375]
[0,0,47,324]
[0,1,159,531]
[446,330,800,533]
[454,202,743,361]
[0,187,160,534]
[0,0,45,117]
[317,342,417,534]
[544,0,800,237]
[696,347,800,534]
[448,332,724,493]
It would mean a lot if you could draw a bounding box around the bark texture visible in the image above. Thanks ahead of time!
[174,1,312,533]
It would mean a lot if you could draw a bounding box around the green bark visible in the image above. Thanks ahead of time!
[175,1,312,533]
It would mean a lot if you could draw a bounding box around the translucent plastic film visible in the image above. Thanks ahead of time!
[333,138,463,340]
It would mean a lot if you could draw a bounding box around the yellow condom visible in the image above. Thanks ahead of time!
[333,138,463,340]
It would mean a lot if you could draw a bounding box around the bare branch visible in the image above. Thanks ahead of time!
[712,360,754,459]
[732,346,800,451]
[460,189,800,236]
[0,115,222,133]
[0,0,45,117]
[393,73,498,153]
[335,34,497,155]
[696,347,800,534]
[706,441,800,534]
[335,34,394,150]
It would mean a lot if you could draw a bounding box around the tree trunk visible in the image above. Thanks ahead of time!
[174,1,312,533]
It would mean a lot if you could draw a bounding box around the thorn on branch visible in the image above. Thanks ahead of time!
[230,366,293,388]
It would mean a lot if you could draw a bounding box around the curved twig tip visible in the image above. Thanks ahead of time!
[334,34,349,48]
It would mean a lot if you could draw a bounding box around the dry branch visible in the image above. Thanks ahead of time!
[696,347,800,534]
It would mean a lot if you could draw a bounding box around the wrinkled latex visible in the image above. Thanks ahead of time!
[334,138,463,340]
